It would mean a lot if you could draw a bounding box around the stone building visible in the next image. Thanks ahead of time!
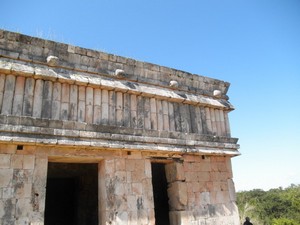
[0,30,240,225]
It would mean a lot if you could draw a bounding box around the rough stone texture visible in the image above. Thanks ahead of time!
[0,30,240,225]
[165,162,185,183]
[99,157,155,225]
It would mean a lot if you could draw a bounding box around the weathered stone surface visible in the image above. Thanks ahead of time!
[0,168,13,187]
[1,75,15,115]
[32,79,43,118]
[11,63,34,76]
[165,162,185,183]
[0,154,10,168]
[169,80,179,88]
[0,30,240,225]
[168,181,188,210]
[46,55,59,66]
[169,211,190,225]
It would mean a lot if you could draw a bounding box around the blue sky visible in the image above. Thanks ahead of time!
[1,0,300,191]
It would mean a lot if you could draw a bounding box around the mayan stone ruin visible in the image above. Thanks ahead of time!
[0,30,240,225]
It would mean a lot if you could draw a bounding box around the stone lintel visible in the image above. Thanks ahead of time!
[0,134,240,157]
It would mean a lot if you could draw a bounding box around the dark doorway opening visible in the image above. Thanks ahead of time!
[45,163,98,225]
[151,163,170,225]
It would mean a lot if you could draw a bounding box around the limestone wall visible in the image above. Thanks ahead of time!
[166,155,239,224]
[0,144,239,225]
[0,30,240,225]
[0,144,47,225]
[0,144,155,225]
[99,156,154,225]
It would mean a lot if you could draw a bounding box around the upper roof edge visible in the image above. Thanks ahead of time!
[0,29,232,100]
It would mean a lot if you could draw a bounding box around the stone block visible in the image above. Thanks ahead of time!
[74,121,86,130]
[115,158,126,171]
[34,67,58,81]
[11,155,23,169]
[48,120,63,129]
[0,168,13,187]
[210,190,230,204]
[2,187,14,199]
[32,156,47,183]
[199,191,211,205]
[15,217,30,225]
[13,169,33,184]
[127,151,142,159]
[128,211,138,225]
[0,61,12,75]
[85,105,93,124]
[0,154,10,168]
[126,159,137,172]
[115,171,126,183]
[169,210,190,225]
[193,162,212,172]
[67,45,75,53]
[197,172,211,182]
[183,154,202,163]
[168,181,188,210]
[23,155,35,169]
[127,195,137,211]
[30,222,43,225]
[136,208,150,225]
[211,162,227,172]
[144,160,152,178]
[165,162,185,182]
[210,171,228,181]
[0,115,7,124]
[32,79,44,118]
[6,115,20,125]
[131,171,145,182]
[115,182,126,196]
[141,181,154,207]
[185,171,198,182]
[186,182,194,193]
[30,211,45,225]
[195,181,209,193]
[11,63,34,76]
[2,75,15,115]
[116,211,128,225]
[228,179,236,201]
[104,159,115,175]
[132,183,142,195]
[226,157,233,178]
[15,198,31,218]
[62,120,74,130]
[93,105,101,124]
[14,182,32,198]
[0,198,16,220]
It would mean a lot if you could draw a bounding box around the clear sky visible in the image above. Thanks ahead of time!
[1,0,300,191]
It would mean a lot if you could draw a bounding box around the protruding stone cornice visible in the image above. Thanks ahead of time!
[0,115,240,156]
[0,58,235,110]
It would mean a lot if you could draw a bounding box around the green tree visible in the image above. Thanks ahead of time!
[272,217,300,225]
[237,189,265,224]
[237,184,300,225]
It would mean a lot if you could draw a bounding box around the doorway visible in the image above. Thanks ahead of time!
[151,163,170,225]
[45,163,98,225]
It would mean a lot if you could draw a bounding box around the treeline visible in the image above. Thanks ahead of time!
[237,184,300,225]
